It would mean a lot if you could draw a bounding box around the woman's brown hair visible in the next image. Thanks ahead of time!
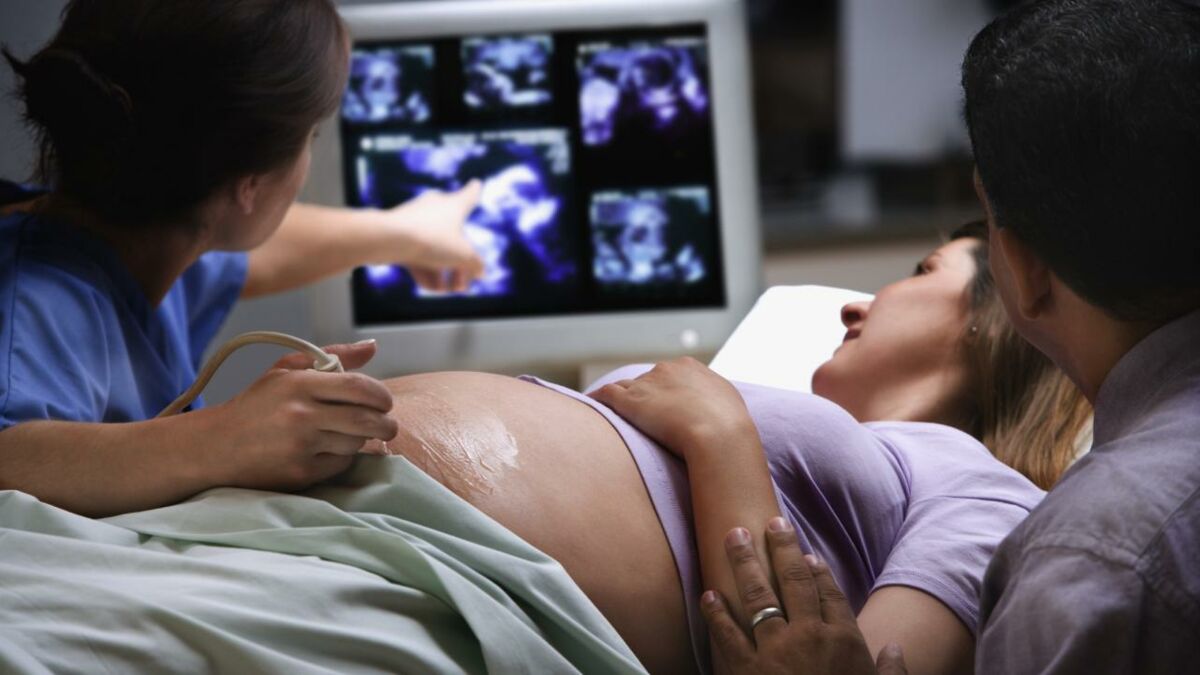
[953,220,1093,489]
[3,0,349,227]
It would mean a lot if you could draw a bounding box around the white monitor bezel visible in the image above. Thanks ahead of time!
[304,0,762,375]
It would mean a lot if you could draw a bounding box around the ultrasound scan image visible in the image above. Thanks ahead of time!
[354,129,576,298]
[462,35,554,110]
[342,46,434,124]
[577,37,710,147]
[591,187,711,288]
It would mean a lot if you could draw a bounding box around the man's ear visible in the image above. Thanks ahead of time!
[235,174,263,216]
[994,227,1052,321]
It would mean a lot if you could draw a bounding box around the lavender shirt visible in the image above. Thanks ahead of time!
[977,308,1200,673]
[525,366,1044,673]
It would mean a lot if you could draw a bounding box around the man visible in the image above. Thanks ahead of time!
[703,0,1200,672]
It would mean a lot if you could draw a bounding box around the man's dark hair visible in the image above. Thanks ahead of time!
[3,0,349,227]
[963,0,1200,323]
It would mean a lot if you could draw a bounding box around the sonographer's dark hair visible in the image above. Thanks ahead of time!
[3,0,349,226]
[962,0,1200,324]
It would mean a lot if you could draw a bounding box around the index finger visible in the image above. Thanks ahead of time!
[765,518,822,622]
[295,370,394,413]
[586,379,635,406]
[273,340,376,371]
[456,179,483,213]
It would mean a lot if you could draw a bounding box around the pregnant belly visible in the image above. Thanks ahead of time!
[381,372,694,674]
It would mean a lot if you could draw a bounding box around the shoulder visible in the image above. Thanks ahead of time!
[178,251,248,306]
[868,419,994,466]
[1,216,116,326]
[176,251,248,304]
[869,420,1044,510]
[180,251,248,289]
[1,216,127,408]
[865,421,1045,525]
[174,251,247,357]
[1,222,119,427]
[1013,429,1200,560]
[994,450,1200,623]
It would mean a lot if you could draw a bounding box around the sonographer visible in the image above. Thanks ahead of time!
[0,0,479,517]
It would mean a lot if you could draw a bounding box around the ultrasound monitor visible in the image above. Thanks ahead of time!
[304,0,761,375]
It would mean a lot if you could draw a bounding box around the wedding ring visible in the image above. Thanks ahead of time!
[750,606,786,630]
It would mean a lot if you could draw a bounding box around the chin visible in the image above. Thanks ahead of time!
[811,359,835,398]
[812,358,865,419]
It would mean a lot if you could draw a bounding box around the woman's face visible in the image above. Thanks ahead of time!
[812,237,980,424]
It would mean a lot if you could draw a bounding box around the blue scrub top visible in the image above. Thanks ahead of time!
[0,181,248,430]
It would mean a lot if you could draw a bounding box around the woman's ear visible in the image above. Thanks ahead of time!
[235,174,264,216]
[994,227,1052,321]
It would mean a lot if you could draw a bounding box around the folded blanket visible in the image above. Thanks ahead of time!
[0,457,645,674]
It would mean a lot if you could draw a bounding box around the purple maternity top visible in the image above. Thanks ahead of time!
[523,365,1044,673]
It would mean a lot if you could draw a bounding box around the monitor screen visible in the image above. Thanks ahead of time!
[340,26,726,325]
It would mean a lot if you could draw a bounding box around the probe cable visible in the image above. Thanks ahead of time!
[156,331,343,418]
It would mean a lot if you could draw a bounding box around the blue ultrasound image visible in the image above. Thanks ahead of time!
[341,27,723,324]
[342,45,434,124]
[353,129,576,300]
[577,36,710,148]
[591,187,712,289]
[462,35,554,110]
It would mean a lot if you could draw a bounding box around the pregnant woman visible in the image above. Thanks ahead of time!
[366,221,1090,674]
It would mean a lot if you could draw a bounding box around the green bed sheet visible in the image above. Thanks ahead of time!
[0,456,646,674]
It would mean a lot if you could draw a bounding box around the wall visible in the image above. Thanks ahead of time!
[841,0,990,162]
[0,0,66,182]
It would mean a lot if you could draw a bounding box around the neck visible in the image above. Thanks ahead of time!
[1050,308,1158,404]
[38,196,208,306]
[859,369,973,431]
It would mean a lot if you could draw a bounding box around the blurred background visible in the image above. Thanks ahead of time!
[0,0,1016,392]
[754,0,984,244]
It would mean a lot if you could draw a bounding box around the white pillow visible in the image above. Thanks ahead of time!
[710,285,872,393]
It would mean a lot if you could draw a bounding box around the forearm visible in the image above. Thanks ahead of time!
[683,424,783,627]
[244,203,398,298]
[0,413,226,518]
